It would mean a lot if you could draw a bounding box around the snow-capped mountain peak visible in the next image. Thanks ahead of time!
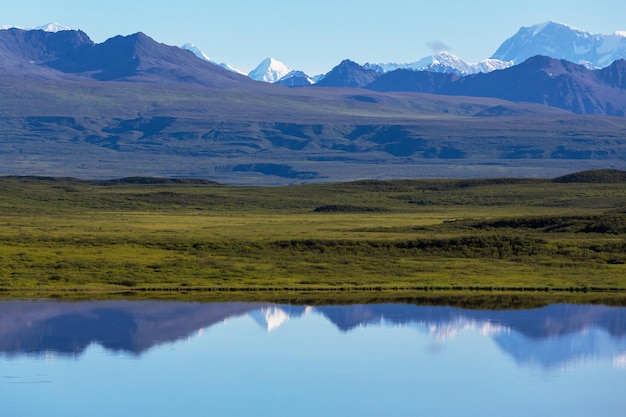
[364,51,512,76]
[248,57,292,83]
[492,21,626,68]
[1,22,71,32]
[34,22,71,32]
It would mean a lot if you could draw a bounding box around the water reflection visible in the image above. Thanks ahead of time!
[2,300,626,417]
[1,300,625,370]
[0,300,261,356]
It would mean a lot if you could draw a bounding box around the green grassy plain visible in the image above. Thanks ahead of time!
[1,172,625,302]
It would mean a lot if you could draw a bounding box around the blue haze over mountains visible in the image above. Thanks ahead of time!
[1,21,626,183]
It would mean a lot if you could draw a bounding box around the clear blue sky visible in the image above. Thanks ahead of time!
[3,0,626,75]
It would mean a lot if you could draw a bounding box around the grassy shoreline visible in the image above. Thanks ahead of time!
[4,287,626,308]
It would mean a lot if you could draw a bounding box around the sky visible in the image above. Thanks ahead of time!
[3,0,626,75]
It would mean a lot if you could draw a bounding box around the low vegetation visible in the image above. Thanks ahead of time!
[0,170,625,302]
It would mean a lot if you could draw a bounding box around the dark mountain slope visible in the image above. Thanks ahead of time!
[314,59,381,88]
[366,69,458,93]
[0,28,255,88]
[365,56,626,116]
[446,56,625,115]
[61,32,253,87]
[0,28,93,79]
[598,59,626,89]
[0,28,93,60]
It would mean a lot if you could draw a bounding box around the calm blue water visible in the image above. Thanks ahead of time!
[1,300,625,417]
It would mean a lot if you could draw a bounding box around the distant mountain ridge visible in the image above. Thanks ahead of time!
[6,21,626,86]
[364,51,512,76]
[1,24,626,183]
[1,24,626,117]
[260,21,626,85]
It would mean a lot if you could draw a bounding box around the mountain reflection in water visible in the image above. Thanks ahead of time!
[1,300,625,370]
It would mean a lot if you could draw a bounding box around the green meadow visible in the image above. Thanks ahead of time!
[1,170,625,302]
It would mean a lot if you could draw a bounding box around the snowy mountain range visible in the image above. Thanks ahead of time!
[364,51,512,76]
[242,51,512,85]
[6,21,626,86]
[492,21,626,68]
[244,21,626,85]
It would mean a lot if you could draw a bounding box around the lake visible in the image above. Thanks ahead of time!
[1,300,625,417]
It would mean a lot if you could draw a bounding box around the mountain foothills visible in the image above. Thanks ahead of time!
[0,23,626,184]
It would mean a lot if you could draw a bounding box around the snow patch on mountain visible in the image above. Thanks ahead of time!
[180,43,245,75]
[248,57,292,83]
[220,63,246,75]
[181,43,211,61]
[365,51,512,76]
[33,22,72,32]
